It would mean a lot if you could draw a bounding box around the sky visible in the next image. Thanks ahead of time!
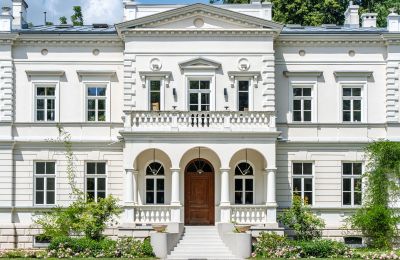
[1,0,210,26]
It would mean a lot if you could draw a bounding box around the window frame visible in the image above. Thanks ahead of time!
[144,161,166,205]
[32,82,59,123]
[85,161,107,202]
[185,74,215,111]
[341,162,363,207]
[148,77,164,111]
[236,78,253,112]
[234,161,255,205]
[339,82,367,123]
[289,83,316,123]
[33,161,56,206]
[292,161,315,205]
[84,82,110,123]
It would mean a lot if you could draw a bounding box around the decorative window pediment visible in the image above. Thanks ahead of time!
[139,71,172,88]
[334,71,373,78]
[283,71,323,78]
[77,70,116,81]
[179,57,221,70]
[228,71,261,88]
[26,70,65,80]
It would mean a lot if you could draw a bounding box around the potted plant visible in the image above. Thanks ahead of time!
[152,224,168,233]
[232,221,251,233]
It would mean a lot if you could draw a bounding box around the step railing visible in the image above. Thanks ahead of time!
[230,205,268,224]
[123,111,276,131]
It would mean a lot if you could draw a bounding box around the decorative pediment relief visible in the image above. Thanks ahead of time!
[179,57,221,70]
[116,3,283,34]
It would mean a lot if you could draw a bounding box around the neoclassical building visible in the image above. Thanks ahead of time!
[0,0,400,251]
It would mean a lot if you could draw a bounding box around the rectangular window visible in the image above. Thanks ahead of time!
[87,86,106,122]
[146,178,165,204]
[238,80,250,111]
[35,86,56,122]
[342,162,362,206]
[234,178,254,204]
[34,162,56,205]
[292,87,312,122]
[189,80,210,111]
[343,87,362,122]
[149,80,161,111]
[292,162,313,205]
[86,162,106,202]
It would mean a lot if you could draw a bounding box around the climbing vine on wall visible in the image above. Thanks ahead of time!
[348,141,400,249]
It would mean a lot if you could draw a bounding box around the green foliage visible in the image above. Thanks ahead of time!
[47,237,154,258]
[59,16,67,25]
[278,195,325,241]
[293,239,351,258]
[0,249,47,258]
[71,6,84,26]
[253,232,301,259]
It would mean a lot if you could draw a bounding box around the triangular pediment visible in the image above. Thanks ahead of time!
[116,3,283,33]
[179,57,221,70]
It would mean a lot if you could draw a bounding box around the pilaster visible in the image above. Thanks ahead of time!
[262,54,275,112]
[386,61,399,122]
[123,52,137,111]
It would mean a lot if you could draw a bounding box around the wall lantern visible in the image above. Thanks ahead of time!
[173,88,177,97]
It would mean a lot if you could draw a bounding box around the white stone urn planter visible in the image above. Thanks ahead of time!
[234,224,251,233]
[152,224,167,233]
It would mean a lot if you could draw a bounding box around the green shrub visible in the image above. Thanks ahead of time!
[294,239,349,258]
[253,232,301,259]
[278,195,325,241]
[0,249,46,258]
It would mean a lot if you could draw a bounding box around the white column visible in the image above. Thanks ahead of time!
[123,169,135,225]
[220,168,231,223]
[265,168,278,226]
[170,168,181,223]
[133,170,139,204]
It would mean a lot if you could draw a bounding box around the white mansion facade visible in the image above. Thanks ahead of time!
[0,0,400,249]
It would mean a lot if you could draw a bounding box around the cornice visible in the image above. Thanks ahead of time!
[382,33,400,45]
[334,71,373,78]
[77,70,117,78]
[15,34,122,47]
[26,70,65,77]
[276,34,385,46]
[122,29,277,38]
[283,71,323,77]
[0,33,18,45]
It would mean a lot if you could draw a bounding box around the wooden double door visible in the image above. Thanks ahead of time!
[184,159,215,225]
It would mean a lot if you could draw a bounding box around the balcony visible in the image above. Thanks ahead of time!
[123,111,276,132]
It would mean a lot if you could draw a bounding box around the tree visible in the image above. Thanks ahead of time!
[71,6,84,26]
[45,21,54,26]
[59,16,67,25]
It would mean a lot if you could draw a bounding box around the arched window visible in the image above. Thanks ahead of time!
[145,162,165,204]
[234,162,254,205]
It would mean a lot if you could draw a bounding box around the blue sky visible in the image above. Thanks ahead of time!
[1,0,211,25]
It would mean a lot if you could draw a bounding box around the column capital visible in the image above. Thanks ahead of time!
[170,168,181,172]
[220,168,230,172]
[125,168,139,174]
[265,167,277,173]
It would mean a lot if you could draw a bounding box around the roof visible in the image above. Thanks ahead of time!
[282,26,388,34]
[15,25,117,34]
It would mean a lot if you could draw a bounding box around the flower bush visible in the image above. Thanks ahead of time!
[0,249,46,258]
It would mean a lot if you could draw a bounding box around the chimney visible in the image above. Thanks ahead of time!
[387,12,400,32]
[123,0,137,21]
[0,7,12,32]
[361,13,377,28]
[12,0,28,29]
[344,1,360,28]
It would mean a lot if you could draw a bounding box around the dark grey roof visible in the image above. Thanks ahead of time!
[282,26,388,34]
[15,25,117,34]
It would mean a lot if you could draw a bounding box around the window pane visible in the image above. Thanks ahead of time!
[98,100,106,110]
[37,88,46,96]
[354,192,362,205]
[36,162,46,174]
[97,163,106,175]
[36,191,44,204]
[201,105,210,111]
[37,99,45,109]
[47,111,55,121]
[293,163,303,175]
[36,178,44,190]
[97,178,106,191]
[353,100,361,110]
[235,192,242,204]
[245,179,253,191]
[200,81,210,89]
[303,100,311,110]
[150,93,160,108]
[189,105,198,111]
[97,192,106,200]
[343,192,351,205]
[235,179,243,191]
[46,191,55,204]
[343,163,352,175]
[190,81,199,89]
[293,178,302,192]
[352,88,361,96]
[47,178,55,190]
[343,178,351,191]
[201,93,210,104]
[97,88,106,96]
[303,88,311,96]
[88,88,97,96]
[46,162,55,174]
[293,111,302,121]
[238,81,249,91]
[343,88,352,96]
[87,163,96,174]
[304,111,312,122]
[304,178,312,191]
[304,192,312,205]
[353,163,362,175]
[46,88,55,96]
[88,111,96,121]
[88,100,96,110]
[150,81,161,91]
[47,99,55,110]
[98,111,106,121]
[354,179,362,192]
[238,92,249,111]
[87,178,95,191]
[37,111,45,121]
[190,93,198,104]
[293,100,301,110]
[146,179,154,191]
[303,163,313,175]
[343,100,351,110]
[87,192,95,201]
[157,179,164,191]
[156,192,164,204]
[245,192,253,204]
[353,111,361,122]
[293,88,302,97]
[343,111,351,122]
[146,192,154,204]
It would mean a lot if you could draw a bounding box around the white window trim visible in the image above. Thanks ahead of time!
[341,162,363,207]
[84,161,108,202]
[288,82,317,123]
[83,81,111,122]
[234,160,255,205]
[147,77,165,111]
[236,77,254,112]
[338,82,368,123]
[291,161,315,205]
[32,81,60,123]
[185,73,216,111]
[33,161,57,207]
[144,161,165,205]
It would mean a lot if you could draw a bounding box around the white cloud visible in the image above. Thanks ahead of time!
[82,0,123,25]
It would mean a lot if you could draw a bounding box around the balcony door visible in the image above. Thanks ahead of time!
[189,80,210,112]
[184,159,215,225]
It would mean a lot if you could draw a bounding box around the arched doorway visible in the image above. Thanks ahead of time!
[184,158,215,225]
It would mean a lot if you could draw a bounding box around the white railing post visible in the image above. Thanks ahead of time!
[170,168,181,222]
[220,168,231,222]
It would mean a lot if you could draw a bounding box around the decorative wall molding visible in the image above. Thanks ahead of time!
[261,54,275,112]
[122,29,276,38]
[179,57,221,70]
[386,61,400,122]
[227,71,261,88]
[77,70,117,80]
[283,71,323,77]
[139,71,172,88]
[0,60,14,122]
[123,53,137,111]
[26,70,65,80]
[334,71,373,78]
